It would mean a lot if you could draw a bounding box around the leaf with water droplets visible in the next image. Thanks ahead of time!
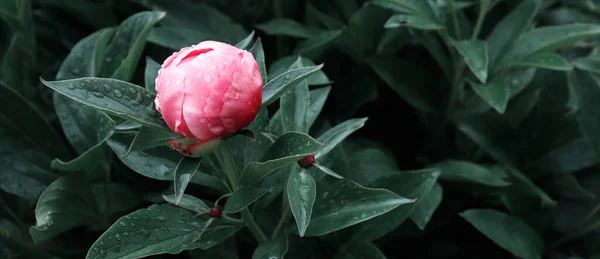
[41,77,170,132]
[315,118,368,159]
[508,52,573,71]
[314,163,344,179]
[99,11,166,81]
[307,86,331,130]
[384,14,444,30]
[86,204,241,259]
[409,183,443,230]
[173,157,203,205]
[163,194,210,214]
[238,132,323,187]
[281,57,310,133]
[573,55,600,75]
[29,175,98,244]
[123,126,180,156]
[302,179,415,237]
[454,40,489,83]
[262,64,324,106]
[223,187,268,214]
[350,168,440,240]
[252,234,289,259]
[287,170,316,236]
[468,77,510,114]
[249,38,267,86]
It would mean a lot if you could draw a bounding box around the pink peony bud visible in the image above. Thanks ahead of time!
[154,41,263,147]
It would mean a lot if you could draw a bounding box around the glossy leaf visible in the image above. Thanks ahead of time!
[468,78,509,114]
[238,132,323,187]
[454,40,489,83]
[234,30,255,49]
[510,52,573,71]
[314,163,344,179]
[568,69,600,162]
[41,77,169,131]
[315,118,368,159]
[256,19,316,38]
[409,183,443,230]
[528,138,596,176]
[99,11,166,81]
[371,0,437,19]
[223,187,268,214]
[144,57,160,93]
[433,160,511,186]
[352,169,440,240]
[510,23,600,62]
[163,194,211,214]
[86,204,242,259]
[461,209,543,259]
[268,56,330,86]
[281,58,309,133]
[252,234,289,259]
[293,30,342,59]
[303,180,414,236]
[124,126,180,156]
[173,157,203,205]
[262,64,324,106]
[287,170,317,236]
[384,14,443,30]
[487,0,540,70]
[573,55,600,74]
[29,175,97,244]
[307,87,331,129]
[249,38,267,86]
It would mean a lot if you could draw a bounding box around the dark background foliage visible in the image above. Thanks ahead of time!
[2,0,600,258]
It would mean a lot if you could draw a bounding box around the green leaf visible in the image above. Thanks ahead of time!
[509,23,600,63]
[509,52,573,71]
[454,40,489,83]
[307,86,331,130]
[384,14,444,30]
[262,64,324,106]
[306,4,344,30]
[144,57,160,93]
[371,0,437,19]
[0,84,68,200]
[433,160,511,186]
[99,11,166,81]
[460,209,543,259]
[468,77,509,114]
[2,33,27,94]
[287,169,317,236]
[252,234,288,259]
[314,163,344,179]
[173,156,203,205]
[528,138,596,176]
[333,240,386,259]
[573,55,600,75]
[41,77,169,131]
[303,180,415,236]
[352,168,440,240]
[268,56,330,86]
[124,126,180,156]
[293,30,342,59]
[281,58,309,133]
[107,133,228,193]
[238,132,323,187]
[568,69,600,163]
[29,175,97,244]
[256,19,317,38]
[368,56,436,111]
[315,118,368,159]
[249,38,267,86]
[92,183,142,217]
[86,204,242,259]
[234,30,255,50]
[0,0,19,29]
[163,194,210,214]
[487,0,540,71]
[409,183,443,230]
[336,4,392,60]
[223,187,268,214]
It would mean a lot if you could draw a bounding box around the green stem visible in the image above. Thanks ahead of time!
[448,0,461,39]
[272,207,291,239]
[222,215,244,224]
[216,141,268,244]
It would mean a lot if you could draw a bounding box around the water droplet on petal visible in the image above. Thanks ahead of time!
[204,75,211,82]
[210,65,216,69]
[167,80,172,86]
[175,79,180,84]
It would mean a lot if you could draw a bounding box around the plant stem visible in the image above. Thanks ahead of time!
[448,0,461,39]
[222,215,244,224]
[216,141,268,244]
[272,207,291,239]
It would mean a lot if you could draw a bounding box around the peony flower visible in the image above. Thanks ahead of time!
[154,40,263,156]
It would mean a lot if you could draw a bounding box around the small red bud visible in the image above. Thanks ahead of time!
[209,207,222,218]
[567,58,573,64]
[297,155,315,168]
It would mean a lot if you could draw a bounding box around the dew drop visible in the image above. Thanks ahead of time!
[133,216,139,220]
[156,216,165,222]
[92,92,104,98]
[139,229,150,237]
[119,221,127,227]
[132,93,143,106]
[71,68,80,74]
[106,57,113,62]
[67,83,76,90]
[175,79,181,84]
[284,75,291,80]
[128,88,137,95]
[210,65,216,69]
[115,233,122,241]
[93,248,99,252]
[191,222,201,228]
[201,64,206,68]
[114,89,124,98]
[204,75,211,82]
[123,232,130,237]
[161,227,169,233]
[130,222,136,226]
[103,84,111,93]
